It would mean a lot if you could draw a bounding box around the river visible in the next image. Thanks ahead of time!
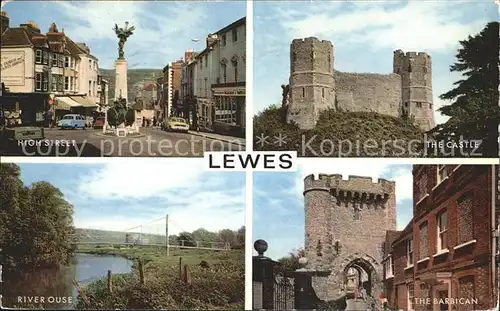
[2,253,134,309]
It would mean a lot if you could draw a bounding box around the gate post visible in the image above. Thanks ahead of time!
[253,239,276,310]
[293,257,317,309]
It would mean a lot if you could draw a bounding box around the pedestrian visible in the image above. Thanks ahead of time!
[153,116,156,127]
[361,286,367,300]
[354,287,359,301]
[142,116,145,127]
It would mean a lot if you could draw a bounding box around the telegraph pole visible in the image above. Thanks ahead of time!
[166,214,169,257]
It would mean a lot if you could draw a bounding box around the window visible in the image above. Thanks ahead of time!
[35,50,42,63]
[93,81,96,95]
[419,223,428,259]
[322,88,325,98]
[65,56,69,68]
[437,165,450,184]
[43,51,48,65]
[57,75,63,91]
[42,72,48,91]
[457,194,474,244]
[437,210,448,252]
[407,239,413,266]
[302,87,305,97]
[52,75,57,91]
[407,283,415,311]
[204,78,207,97]
[429,104,433,110]
[204,55,208,67]
[384,255,394,278]
[58,54,64,68]
[48,53,52,67]
[89,80,92,96]
[221,34,226,46]
[416,102,422,108]
[64,77,69,91]
[71,77,74,91]
[353,206,360,220]
[35,73,42,90]
[52,53,57,67]
[221,63,227,83]
[232,28,237,42]
[232,59,238,83]
[88,60,91,69]
[200,58,203,68]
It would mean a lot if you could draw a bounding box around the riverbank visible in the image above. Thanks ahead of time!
[74,246,244,309]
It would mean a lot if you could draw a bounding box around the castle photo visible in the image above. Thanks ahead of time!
[252,162,499,310]
[253,1,499,158]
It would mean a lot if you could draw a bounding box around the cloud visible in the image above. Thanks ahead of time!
[276,1,486,52]
[295,159,412,204]
[68,160,245,234]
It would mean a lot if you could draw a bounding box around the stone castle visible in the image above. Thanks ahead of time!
[283,37,436,131]
[303,174,396,301]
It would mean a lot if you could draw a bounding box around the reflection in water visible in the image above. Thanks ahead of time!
[3,253,133,309]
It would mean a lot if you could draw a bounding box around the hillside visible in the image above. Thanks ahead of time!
[99,68,163,104]
[75,228,165,244]
[253,106,426,157]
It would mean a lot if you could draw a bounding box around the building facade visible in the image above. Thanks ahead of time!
[210,17,246,137]
[162,60,183,121]
[0,13,99,124]
[383,165,498,311]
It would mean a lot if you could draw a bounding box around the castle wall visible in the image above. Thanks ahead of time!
[334,71,401,117]
[304,174,397,301]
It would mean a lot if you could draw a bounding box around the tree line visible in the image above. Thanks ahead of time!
[0,163,75,272]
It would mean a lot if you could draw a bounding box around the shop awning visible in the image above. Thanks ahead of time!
[70,96,98,108]
[55,96,82,111]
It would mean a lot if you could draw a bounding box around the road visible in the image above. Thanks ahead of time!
[0,127,244,157]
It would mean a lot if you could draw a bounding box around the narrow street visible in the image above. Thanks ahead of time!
[1,127,244,157]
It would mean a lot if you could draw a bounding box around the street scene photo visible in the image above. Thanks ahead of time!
[253,1,499,157]
[0,1,246,157]
[0,160,245,309]
[253,160,499,310]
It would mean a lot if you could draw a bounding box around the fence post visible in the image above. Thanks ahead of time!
[179,257,182,279]
[253,239,277,310]
[183,264,192,285]
[107,270,113,292]
[138,259,145,285]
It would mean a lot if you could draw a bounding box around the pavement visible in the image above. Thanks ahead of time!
[0,127,246,157]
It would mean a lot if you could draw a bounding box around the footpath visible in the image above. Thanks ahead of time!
[188,130,245,148]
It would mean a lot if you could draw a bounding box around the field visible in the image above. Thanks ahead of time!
[75,246,244,310]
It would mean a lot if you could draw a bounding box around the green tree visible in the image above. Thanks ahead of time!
[235,226,245,249]
[177,232,195,247]
[434,22,500,157]
[218,229,237,247]
[277,248,306,272]
[191,228,218,242]
[0,163,75,272]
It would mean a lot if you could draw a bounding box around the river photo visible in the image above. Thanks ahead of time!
[3,253,134,309]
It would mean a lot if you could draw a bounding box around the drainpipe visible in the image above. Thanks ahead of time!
[491,164,497,309]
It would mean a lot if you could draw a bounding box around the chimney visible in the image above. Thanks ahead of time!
[206,34,218,48]
[20,20,40,33]
[0,11,9,35]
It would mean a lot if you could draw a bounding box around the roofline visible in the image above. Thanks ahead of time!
[214,16,245,35]
[0,44,33,48]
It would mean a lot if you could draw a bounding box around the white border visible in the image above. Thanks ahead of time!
[245,0,253,154]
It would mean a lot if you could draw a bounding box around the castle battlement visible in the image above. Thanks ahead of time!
[292,37,333,45]
[304,174,395,195]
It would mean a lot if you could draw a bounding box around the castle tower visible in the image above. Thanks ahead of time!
[287,38,335,129]
[303,174,396,300]
[393,50,436,131]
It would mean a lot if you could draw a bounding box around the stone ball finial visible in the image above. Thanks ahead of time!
[254,239,268,256]
[298,257,308,268]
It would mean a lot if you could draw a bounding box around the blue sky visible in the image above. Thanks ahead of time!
[253,160,413,260]
[253,1,499,125]
[1,1,245,69]
[16,160,245,235]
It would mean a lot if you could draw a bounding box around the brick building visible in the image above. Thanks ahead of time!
[383,165,498,311]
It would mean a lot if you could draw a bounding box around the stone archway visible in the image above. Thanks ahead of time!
[341,257,378,297]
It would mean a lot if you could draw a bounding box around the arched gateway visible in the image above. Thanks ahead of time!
[302,174,396,301]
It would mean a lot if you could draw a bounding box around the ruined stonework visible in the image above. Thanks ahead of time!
[286,37,436,131]
[303,174,397,301]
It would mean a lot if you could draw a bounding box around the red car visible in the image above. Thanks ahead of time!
[93,116,106,129]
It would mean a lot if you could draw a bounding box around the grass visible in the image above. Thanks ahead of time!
[254,106,426,157]
[75,246,244,310]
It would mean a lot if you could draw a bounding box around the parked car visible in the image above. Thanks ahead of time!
[162,117,189,133]
[58,114,86,129]
[93,116,106,129]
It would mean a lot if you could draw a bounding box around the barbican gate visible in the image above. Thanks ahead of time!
[303,174,397,301]
[285,37,436,131]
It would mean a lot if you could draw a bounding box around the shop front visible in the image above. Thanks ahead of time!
[211,82,245,138]
[1,92,48,127]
